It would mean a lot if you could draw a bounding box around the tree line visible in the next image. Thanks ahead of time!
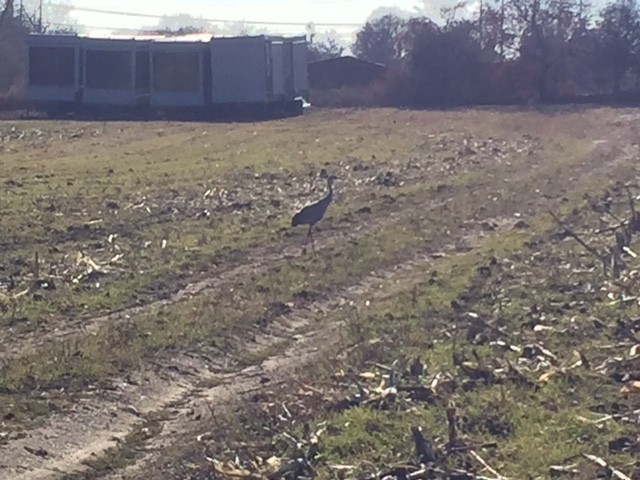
[311,0,640,106]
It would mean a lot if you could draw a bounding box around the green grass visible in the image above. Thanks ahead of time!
[0,195,455,394]
[2,108,581,395]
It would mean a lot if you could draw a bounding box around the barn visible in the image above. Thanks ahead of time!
[308,56,386,90]
[27,34,82,104]
[24,32,310,117]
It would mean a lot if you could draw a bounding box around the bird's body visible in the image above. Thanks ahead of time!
[291,175,337,251]
[291,188,332,227]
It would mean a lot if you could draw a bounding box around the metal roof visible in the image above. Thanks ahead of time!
[28,32,306,44]
[80,32,215,42]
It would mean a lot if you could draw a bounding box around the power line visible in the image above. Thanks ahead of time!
[48,21,312,36]
[69,6,363,28]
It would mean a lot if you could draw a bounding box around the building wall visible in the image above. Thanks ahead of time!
[26,35,81,103]
[271,42,286,97]
[210,38,268,104]
[292,39,309,96]
[136,51,150,91]
[150,45,205,107]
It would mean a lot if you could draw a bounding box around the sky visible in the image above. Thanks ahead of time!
[64,0,424,36]
[55,0,608,40]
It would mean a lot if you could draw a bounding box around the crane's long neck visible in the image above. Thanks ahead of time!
[325,179,334,202]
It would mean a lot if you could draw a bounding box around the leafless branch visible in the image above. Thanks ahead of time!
[446,404,458,448]
[469,450,509,480]
[549,210,608,274]
[582,453,632,480]
[624,185,640,231]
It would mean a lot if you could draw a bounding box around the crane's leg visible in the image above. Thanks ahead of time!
[300,225,311,254]
[308,225,316,252]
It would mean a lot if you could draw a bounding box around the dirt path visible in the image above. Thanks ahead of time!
[2,109,639,480]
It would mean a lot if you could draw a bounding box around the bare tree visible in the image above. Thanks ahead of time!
[509,0,583,99]
[353,14,406,66]
[20,0,77,33]
[0,0,15,27]
[308,36,344,62]
[153,13,213,33]
[597,0,640,94]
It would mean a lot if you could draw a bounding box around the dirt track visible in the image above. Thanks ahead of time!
[1,107,640,479]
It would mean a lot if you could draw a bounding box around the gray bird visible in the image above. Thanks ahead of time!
[291,175,337,251]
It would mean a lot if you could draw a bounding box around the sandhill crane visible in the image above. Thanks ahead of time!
[291,175,337,251]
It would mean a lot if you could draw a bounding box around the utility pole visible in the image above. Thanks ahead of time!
[577,0,590,31]
[499,0,505,60]
[479,0,484,48]
[305,21,315,44]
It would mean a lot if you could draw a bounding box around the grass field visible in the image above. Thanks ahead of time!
[1,106,640,480]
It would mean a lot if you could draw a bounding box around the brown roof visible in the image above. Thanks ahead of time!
[308,56,387,89]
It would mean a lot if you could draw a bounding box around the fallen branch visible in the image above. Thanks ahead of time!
[579,408,640,425]
[595,220,629,235]
[549,210,608,275]
[582,453,632,480]
[446,404,459,449]
[469,450,509,480]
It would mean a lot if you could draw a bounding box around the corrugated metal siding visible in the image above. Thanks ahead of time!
[271,42,286,97]
[292,40,309,96]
